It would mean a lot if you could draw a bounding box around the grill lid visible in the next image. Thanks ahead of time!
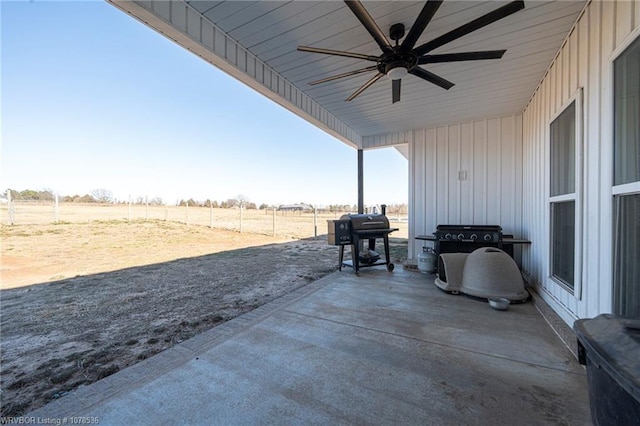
[340,213,390,230]
[436,225,502,232]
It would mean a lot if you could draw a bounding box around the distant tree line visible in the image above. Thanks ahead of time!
[3,189,407,214]
[5,189,55,201]
[3,188,116,204]
[178,198,258,210]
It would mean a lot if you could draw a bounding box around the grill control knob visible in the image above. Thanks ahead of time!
[484,234,492,241]
[470,234,478,241]
[445,233,452,240]
[457,233,465,240]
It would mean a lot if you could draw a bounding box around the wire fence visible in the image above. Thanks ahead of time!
[0,200,409,240]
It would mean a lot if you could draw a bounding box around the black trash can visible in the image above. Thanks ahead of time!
[574,314,640,426]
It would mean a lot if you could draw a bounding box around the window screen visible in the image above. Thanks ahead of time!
[551,102,576,196]
[551,201,575,289]
[614,37,640,185]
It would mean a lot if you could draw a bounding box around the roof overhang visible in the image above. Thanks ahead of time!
[109,1,587,150]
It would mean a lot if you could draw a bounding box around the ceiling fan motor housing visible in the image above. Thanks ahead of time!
[379,50,418,78]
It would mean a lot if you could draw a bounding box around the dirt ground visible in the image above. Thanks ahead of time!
[0,220,407,416]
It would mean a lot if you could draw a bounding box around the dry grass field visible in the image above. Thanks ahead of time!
[0,204,408,416]
[1,203,408,241]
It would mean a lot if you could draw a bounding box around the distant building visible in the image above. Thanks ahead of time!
[278,204,312,212]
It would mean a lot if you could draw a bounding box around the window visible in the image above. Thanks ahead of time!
[613,35,640,317]
[551,201,575,287]
[613,194,640,317]
[614,36,640,185]
[549,95,581,294]
[551,103,576,197]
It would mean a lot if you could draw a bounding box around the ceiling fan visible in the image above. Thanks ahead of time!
[297,0,525,103]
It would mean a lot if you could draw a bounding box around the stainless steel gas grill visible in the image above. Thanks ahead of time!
[327,206,398,275]
[415,224,531,276]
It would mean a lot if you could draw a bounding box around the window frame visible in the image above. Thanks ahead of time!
[611,29,640,198]
[547,88,583,298]
[611,29,640,316]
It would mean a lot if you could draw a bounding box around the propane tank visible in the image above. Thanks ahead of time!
[417,247,436,274]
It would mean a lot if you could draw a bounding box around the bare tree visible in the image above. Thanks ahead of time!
[91,188,113,203]
[236,194,250,208]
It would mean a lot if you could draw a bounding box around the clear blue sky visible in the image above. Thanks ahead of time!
[1,0,408,207]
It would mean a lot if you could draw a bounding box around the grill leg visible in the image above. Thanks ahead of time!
[352,236,360,274]
[383,236,391,266]
[338,245,345,271]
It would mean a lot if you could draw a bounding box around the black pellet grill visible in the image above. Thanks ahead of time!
[328,212,398,274]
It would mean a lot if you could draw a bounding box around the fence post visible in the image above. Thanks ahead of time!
[7,191,14,225]
[272,208,276,237]
[54,194,59,223]
[313,207,318,239]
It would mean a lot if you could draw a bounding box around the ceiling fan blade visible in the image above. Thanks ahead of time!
[414,0,525,56]
[418,50,506,64]
[392,79,401,104]
[309,66,378,86]
[346,72,384,101]
[410,67,454,90]
[344,0,393,53]
[401,0,443,50]
[297,46,379,61]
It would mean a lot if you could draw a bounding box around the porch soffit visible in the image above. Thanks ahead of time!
[110,1,587,149]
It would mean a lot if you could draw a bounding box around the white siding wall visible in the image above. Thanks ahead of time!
[522,0,640,325]
[409,115,523,260]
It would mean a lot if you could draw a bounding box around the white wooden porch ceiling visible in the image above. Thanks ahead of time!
[118,1,587,144]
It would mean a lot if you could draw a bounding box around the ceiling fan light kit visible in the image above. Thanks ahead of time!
[298,0,525,104]
[386,66,408,81]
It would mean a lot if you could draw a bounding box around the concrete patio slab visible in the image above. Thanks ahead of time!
[27,268,591,425]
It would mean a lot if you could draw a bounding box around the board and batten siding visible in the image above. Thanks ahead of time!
[521,0,640,325]
[409,115,523,261]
